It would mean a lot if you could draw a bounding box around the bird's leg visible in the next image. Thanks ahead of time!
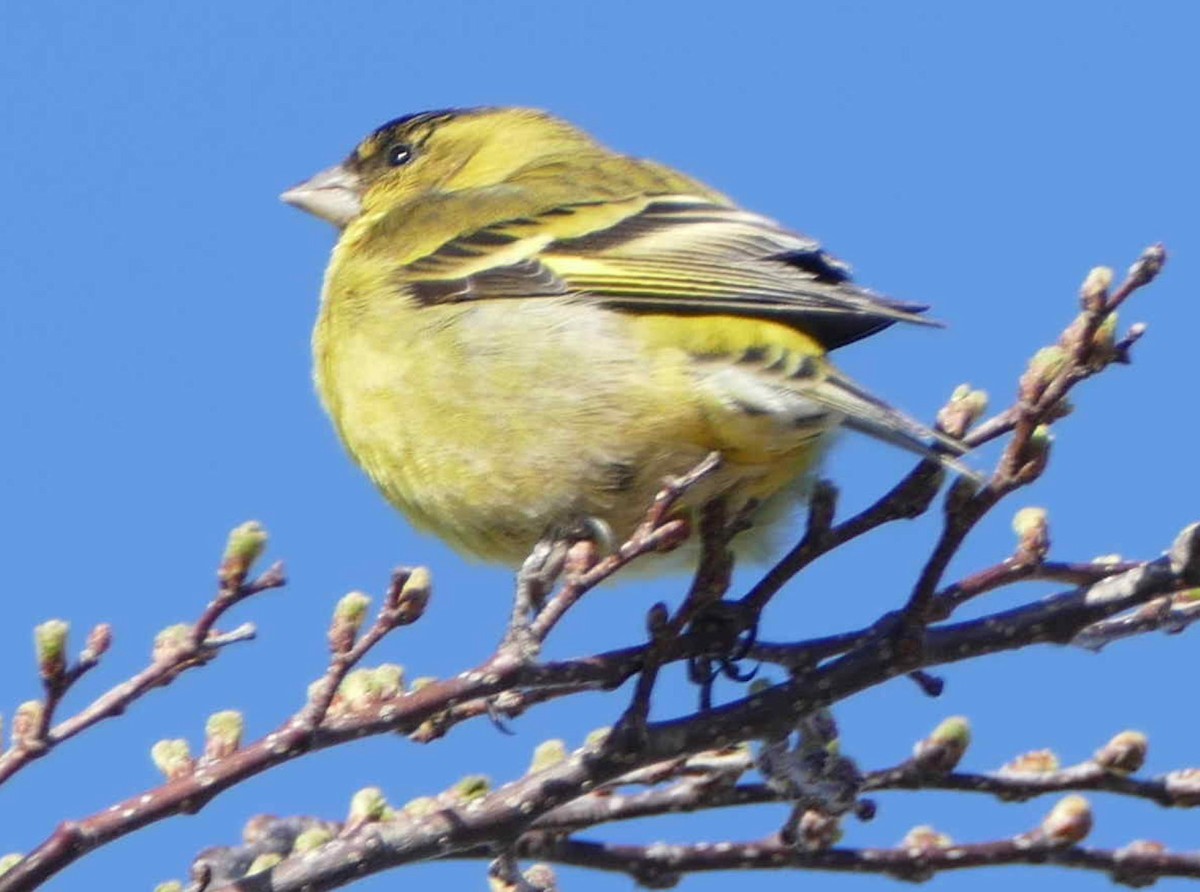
[501,536,570,663]
[682,497,764,706]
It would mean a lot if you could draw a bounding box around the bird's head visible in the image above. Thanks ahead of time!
[281,107,599,228]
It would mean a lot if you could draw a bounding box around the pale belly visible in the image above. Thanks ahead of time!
[315,299,832,565]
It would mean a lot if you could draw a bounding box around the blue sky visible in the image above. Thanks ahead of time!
[2,2,1197,889]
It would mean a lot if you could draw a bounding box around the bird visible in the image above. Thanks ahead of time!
[282,106,964,568]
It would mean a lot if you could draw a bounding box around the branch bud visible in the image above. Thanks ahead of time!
[901,825,953,854]
[936,385,989,438]
[348,786,391,824]
[1080,266,1114,311]
[12,701,44,749]
[83,623,113,662]
[152,883,183,892]
[1016,425,1054,482]
[0,855,23,878]
[329,591,371,653]
[338,669,377,709]
[292,826,334,853]
[151,738,195,780]
[584,727,612,749]
[453,774,491,803]
[34,620,69,684]
[1127,244,1167,289]
[219,521,268,589]
[912,716,971,774]
[394,567,432,622]
[1093,730,1148,775]
[246,853,283,875]
[522,863,559,892]
[1002,748,1060,775]
[1040,794,1093,845]
[529,739,568,773]
[1163,768,1200,806]
[789,808,842,851]
[1012,507,1050,563]
[1019,346,1069,403]
[373,663,406,699]
[204,710,245,761]
[153,623,194,664]
[1090,312,1119,364]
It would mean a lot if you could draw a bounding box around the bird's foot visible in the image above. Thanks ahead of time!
[685,599,760,710]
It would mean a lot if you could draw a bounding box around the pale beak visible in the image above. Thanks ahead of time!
[280,163,364,228]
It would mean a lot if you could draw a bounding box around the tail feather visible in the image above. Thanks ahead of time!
[807,371,980,480]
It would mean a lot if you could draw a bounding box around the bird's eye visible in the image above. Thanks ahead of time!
[387,144,414,167]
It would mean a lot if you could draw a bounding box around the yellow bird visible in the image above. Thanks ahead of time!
[283,107,961,567]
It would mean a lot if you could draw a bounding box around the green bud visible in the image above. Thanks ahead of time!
[409,676,438,692]
[396,567,432,621]
[1012,507,1050,561]
[948,383,971,402]
[348,786,390,823]
[246,853,283,875]
[937,385,990,438]
[1020,346,1069,401]
[293,827,334,853]
[374,663,405,698]
[335,591,370,628]
[1080,266,1114,310]
[0,855,23,877]
[34,620,69,682]
[153,883,184,892]
[1041,794,1093,845]
[1029,424,1054,450]
[530,739,568,772]
[329,592,371,653]
[153,624,194,664]
[584,727,612,748]
[151,739,194,780]
[1031,346,1069,379]
[454,774,491,802]
[1092,312,1119,359]
[220,521,269,586]
[1019,425,1055,478]
[339,669,377,708]
[913,716,971,773]
[204,710,245,760]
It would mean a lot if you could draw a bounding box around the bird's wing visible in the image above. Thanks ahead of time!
[399,194,934,350]
[397,189,973,470]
